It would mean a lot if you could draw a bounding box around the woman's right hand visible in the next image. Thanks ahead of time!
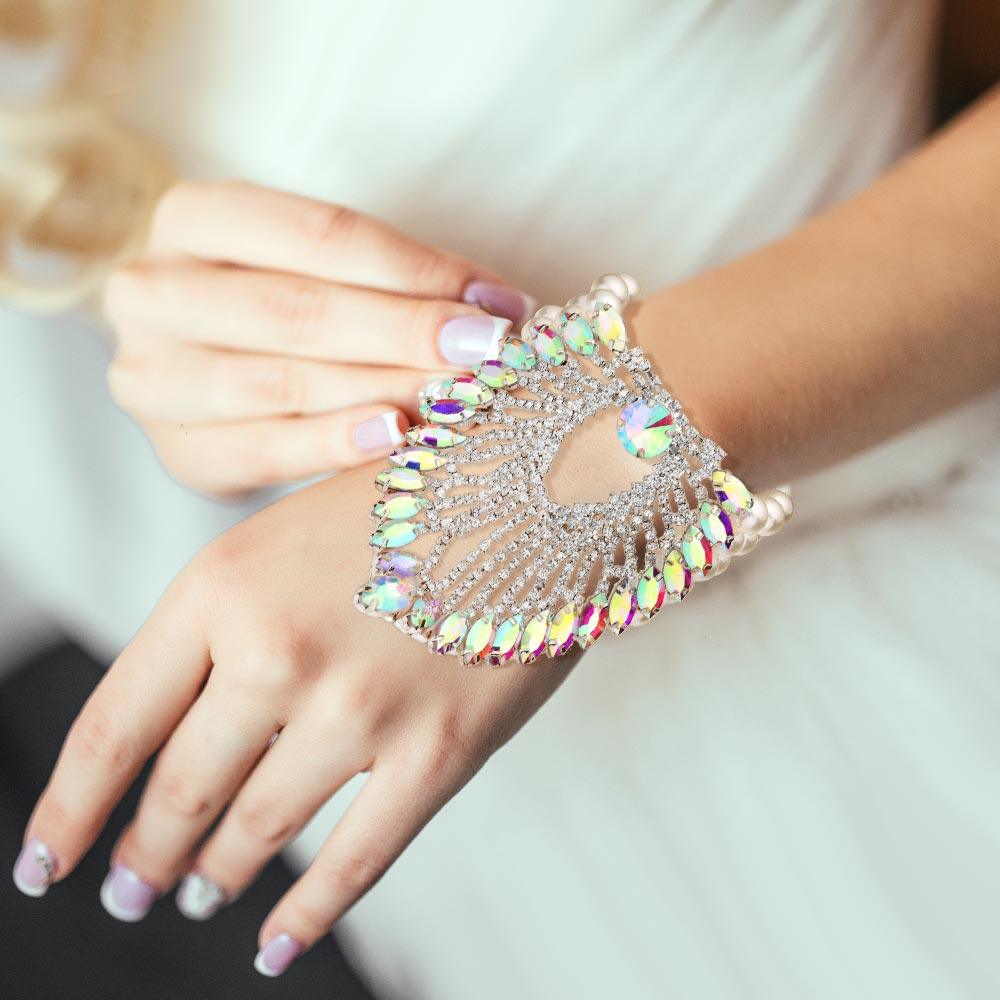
[103,180,535,497]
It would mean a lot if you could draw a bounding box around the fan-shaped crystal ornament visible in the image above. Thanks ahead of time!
[355,275,791,662]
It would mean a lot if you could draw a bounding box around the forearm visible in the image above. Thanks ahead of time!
[632,83,1000,487]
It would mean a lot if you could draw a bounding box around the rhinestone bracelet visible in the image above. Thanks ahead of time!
[355,274,792,664]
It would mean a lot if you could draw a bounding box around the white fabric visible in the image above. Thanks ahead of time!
[4,1,1000,997]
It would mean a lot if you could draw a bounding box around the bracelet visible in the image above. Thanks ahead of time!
[355,274,792,664]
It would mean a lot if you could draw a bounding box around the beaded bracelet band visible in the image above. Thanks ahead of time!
[355,274,792,664]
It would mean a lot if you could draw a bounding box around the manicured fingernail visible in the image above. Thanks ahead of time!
[176,872,228,921]
[438,314,511,367]
[13,838,56,898]
[254,933,303,977]
[462,280,537,325]
[100,863,157,922]
[353,411,405,453]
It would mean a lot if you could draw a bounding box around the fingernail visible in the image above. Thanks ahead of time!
[13,838,56,898]
[462,280,537,326]
[254,933,303,977]
[176,872,228,921]
[438,314,511,367]
[100,863,157,922]
[353,411,405,453]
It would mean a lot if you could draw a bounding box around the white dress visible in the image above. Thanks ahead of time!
[3,2,999,997]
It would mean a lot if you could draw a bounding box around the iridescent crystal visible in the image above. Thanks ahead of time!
[546,602,579,657]
[357,575,412,614]
[405,425,466,449]
[373,495,428,521]
[575,593,608,649]
[419,398,474,425]
[475,359,518,389]
[698,500,734,549]
[444,375,493,407]
[662,549,691,601]
[681,524,713,576]
[501,338,538,370]
[593,302,627,352]
[529,321,567,366]
[712,470,753,515]
[431,612,468,654]
[635,565,666,620]
[489,615,523,665]
[617,399,674,459]
[462,614,495,665]
[406,596,439,630]
[370,520,422,549]
[389,447,446,471]
[559,310,596,355]
[376,551,421,577]
[376,468,425,491]
[608,583,637,634]
[518,612,549,663]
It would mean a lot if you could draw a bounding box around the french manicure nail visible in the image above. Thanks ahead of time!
[100,863,157,922]
[353,411,405,453]
[438,314,511,367]
[13,838,56,898]
[176,872,228,921]
[462,280,537,326]
[254,933,303,977]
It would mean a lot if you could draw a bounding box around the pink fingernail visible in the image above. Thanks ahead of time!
[13,838,56,898]
[438,314,511,367]
[462,280,537,325]
[254,933,303,977]
[354,411,405,453]
[100,863,157,922]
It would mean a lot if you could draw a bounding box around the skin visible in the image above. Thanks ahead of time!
[19,48,1000,977]
[104,180,531,495]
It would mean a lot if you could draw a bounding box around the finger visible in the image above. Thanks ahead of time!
[182,709,367,918]
[106,259,512,370]
[253,757,469,977]
[105,671,283,919]
[149,404,409,495]
[146,181,534,322]
[15,574,211,897]
[109,343,443,423]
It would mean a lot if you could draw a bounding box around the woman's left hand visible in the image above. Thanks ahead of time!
[14,462,578,975]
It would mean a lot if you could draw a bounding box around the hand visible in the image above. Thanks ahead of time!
[15,462,577,974]
[103,180,535,496]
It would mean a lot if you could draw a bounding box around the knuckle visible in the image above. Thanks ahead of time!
[325,851,386,898]
[155,771,213,819]
[422,710,486,777]
[300,200,358,253]
[260,358,310,415]
[70,703,136,774]
[408,247,469,296]
[233,797,296,847]
[258,279,330,347]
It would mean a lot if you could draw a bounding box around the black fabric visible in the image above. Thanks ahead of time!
[0,641,378,1000]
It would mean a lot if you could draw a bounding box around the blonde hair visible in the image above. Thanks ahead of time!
[0,1,175,313]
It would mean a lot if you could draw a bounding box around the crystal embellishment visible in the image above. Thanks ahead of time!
[389,447,447,472]
[593,302,627,352]
[355,275,781,663]
[576,594,608,649]
[406,425,466,449]
[617,399,674,459]
[358,576,412,614]
[373,495,428,521]
[546,602,579,657]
